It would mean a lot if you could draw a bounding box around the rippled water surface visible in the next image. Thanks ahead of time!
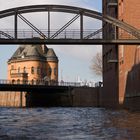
[0,107,140,140]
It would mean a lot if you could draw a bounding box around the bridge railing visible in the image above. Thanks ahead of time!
[0,29,102,39]
[0,29,138,40]
[0,79,95,87]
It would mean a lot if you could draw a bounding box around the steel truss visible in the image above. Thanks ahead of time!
[0,5,140,45]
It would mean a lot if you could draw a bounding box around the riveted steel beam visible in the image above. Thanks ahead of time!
[0,38,140,45]
[18,14,47,38]
[0,31,13,39]
[84,28,102,39]
[50,14,80,39]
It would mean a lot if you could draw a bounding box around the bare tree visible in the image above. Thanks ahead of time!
[90,52,102,76]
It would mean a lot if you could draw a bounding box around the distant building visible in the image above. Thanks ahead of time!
[102,0,140,109]
[7,44,58,84]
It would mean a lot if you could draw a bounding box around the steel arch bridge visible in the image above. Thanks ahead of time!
[0,5,140,45]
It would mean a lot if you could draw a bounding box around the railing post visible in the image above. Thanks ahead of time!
[48,10,50,39]
[80,13,83,39]
[114,25,117,40]
[14,11,18,39]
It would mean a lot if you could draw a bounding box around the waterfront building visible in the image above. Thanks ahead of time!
[7,44,58,84]
[102,0,140,109]
[0,43,58,107]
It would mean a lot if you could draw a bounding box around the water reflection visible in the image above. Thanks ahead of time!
[0,108,139,140]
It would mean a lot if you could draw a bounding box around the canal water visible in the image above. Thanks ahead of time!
[0,107,139,140]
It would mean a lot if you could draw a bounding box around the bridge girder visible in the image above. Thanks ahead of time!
[0,38,139,45]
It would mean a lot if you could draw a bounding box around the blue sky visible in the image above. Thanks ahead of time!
[0,0,102,82]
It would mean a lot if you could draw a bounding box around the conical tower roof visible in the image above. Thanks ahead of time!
[45,48,58,62]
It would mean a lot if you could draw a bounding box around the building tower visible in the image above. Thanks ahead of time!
[7,44,58,84]
[102,0,140,108]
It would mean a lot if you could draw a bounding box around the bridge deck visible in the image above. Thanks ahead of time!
[0,84,70,92]
[0,38,140,45]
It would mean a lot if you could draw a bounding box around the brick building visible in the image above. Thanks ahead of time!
[102,0,140,108]
[7,44,58,84]
[0,43,59,107]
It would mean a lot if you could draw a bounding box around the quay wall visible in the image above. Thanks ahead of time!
[0,91,26,107]
[124,95,140,111]
[0,87,138,110]
[72,87,101,107]
[0,87,101,107]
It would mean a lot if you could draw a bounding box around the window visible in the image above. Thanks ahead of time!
[11,65,14,70]
[36,80,39,85]
[17,79,20,84]
[48,68,52,76]
[31,79,34,85]
[31,66,34,74]
[12,79,15,84]
[23,67,26,73]
[120,60,124,65]
[18,67,20,73]
[37,66,40,75]
[54,68,57,76]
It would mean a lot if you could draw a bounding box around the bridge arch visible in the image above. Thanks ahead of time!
[0,5,140,44]
[0,5,102,20]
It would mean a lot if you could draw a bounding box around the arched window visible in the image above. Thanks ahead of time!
[48,68,52,76]
[23,67,26,73]
[17,79,20,84]
[36,80,39,85]
[54,68,57,76]
[37,66,40,75]
[12,79,15,84]
[18,67,20,73]
[11,65,14,70]
[31,79,34,85]
[31,66,34,74]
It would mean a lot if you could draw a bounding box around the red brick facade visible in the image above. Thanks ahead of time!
[7,44,58,84]
[102,0,140,108]
[0,44,59,107]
